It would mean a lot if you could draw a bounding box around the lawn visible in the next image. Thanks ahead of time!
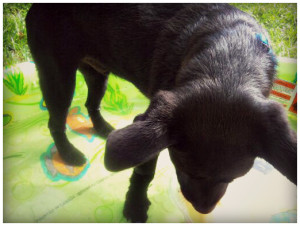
[3,3,297,68]
[3,3,32,67]
[232,3,297,59]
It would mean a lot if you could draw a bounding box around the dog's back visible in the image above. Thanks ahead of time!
[27,4,273,96]
[26,4,187,93]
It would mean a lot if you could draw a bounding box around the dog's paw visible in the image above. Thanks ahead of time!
[90,113,114,138]
[94,121,114,138]
[123,188,151,223]
[123,196,151,223]
[58,143,87,166]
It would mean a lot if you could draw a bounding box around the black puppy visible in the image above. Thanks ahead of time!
[26,3,296,222]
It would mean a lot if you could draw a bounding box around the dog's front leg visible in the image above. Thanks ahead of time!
[123,156,158,223]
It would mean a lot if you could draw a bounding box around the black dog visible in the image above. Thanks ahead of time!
[26,3,296,222]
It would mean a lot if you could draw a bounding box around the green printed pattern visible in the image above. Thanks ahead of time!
[103,81,134,115]
[3,71,28,95]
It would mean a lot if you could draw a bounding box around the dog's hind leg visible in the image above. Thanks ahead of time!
[123,156,158,222]
[78,62,114,138]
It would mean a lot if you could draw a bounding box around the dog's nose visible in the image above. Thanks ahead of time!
[181,189,217,214]
[192,203,216,214]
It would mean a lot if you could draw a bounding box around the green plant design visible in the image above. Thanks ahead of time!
[3,114,12,126]
[102,82,134,115]
[3,152,24,160]
[3,71,28,95]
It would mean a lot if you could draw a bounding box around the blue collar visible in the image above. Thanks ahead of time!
[255,32,277,67]
[255,33,269,46]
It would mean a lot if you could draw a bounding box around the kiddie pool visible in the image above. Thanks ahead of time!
[3,58,296,223]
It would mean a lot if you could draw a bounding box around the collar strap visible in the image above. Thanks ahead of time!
[255,33,269,46]
[255,33,277,68]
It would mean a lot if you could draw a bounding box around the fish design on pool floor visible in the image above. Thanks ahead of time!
[66,106,96,142]
[41,143,90,182]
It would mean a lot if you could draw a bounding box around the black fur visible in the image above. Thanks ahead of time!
[26,3,296,222]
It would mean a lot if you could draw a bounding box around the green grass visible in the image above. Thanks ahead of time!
[3,71,28,95]
[3,3,32,67]
[231,3,297,58]
[3,3,297,69]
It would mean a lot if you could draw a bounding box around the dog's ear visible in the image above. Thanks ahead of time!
[258,100,297,184]
[104,91,176,172]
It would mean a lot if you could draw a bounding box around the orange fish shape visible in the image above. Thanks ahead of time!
[66,106,96,142]
[41,144,90,181]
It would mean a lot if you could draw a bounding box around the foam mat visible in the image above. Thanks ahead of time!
[3,59,297,223]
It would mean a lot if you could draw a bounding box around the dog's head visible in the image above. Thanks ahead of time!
[104,88,296,214]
